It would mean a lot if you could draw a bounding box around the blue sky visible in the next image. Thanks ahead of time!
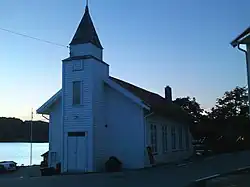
[0,0,249,120]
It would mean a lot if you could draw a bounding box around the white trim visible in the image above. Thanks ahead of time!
[61,63,65,173]
[143,112,154,166]
[150,124,157,154]
[246,45,250,116]
[36,90,62,114]
[162,125,168,153]
[104,79,150,110]
[171,126,176,150]
[37,77,150,115]
[239,34,250,44]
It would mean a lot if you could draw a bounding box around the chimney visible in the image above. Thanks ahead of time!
[165,86,172,102]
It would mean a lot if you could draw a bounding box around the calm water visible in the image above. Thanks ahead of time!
[0,143,48,166]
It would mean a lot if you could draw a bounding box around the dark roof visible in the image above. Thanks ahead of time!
[109,77,192,123]
[231,27,250,47]
[70,6,103,49]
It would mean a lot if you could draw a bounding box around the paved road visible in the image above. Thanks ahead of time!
[1,151,250,187]
[206,173,250,187]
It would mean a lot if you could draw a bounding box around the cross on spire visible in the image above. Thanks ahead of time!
[85,0,89,12]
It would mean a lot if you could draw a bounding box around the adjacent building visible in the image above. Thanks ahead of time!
[231,27,250,117]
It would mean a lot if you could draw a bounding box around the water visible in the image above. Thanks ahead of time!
[0,143,49,166]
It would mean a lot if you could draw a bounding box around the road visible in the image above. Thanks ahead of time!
[1,151,250,187]
[206,173,250,187]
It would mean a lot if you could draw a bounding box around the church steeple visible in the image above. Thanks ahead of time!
[70,4,103,49]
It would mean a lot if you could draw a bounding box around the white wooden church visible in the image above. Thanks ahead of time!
[37,5,193,173]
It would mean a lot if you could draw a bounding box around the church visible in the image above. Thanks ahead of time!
[37,4,193,173]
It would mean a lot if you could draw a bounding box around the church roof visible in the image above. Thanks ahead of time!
[70,6,103,49]
[110,77,191,123]
[37,77,191,123]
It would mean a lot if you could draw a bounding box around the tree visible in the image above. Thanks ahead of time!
[209,86,249,120]
[174,97,205,123]
[0,117,48,142]
[205,86,250,152]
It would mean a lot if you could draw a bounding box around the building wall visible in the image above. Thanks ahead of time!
[62,39,110,172]
[48,99,62,168]
[145,115,193,166]
[247,45,250,115]
[102,85,145,170]
[70,43,103,60]
[91,59,109,172]
[62,58,94,172]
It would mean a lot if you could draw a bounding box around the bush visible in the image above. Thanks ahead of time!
[0,165,6,174]
[105,156,122,172]
[40,167,56,176]
[55,162,61,174]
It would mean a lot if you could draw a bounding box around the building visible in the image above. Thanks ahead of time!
[37,5,193,173]
[231,27,250,116]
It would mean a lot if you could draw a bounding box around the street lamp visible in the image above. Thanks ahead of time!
[231,27,250,118]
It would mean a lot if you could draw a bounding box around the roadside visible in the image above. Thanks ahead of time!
[0,152,204,179]
[0,151,249,187]
[0,166,40,179]
[206,173,250,187]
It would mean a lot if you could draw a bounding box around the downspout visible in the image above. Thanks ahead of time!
[144,112,154,119]
[42,114,49,121]
[41,114,50,167]
[144,112,154,146]
[238,44,250,118]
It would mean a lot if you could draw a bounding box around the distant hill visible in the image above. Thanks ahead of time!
[0,117,48,143]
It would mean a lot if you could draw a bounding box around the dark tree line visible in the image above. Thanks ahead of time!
[174,86,250,153]
[0,117,48,142]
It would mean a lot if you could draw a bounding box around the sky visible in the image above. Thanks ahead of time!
[0,0,249,121]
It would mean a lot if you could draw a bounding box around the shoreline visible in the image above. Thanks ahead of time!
[0,141,48,143]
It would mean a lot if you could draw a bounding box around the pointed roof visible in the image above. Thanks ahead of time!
[231,27,250,47]
[70,5,103,49]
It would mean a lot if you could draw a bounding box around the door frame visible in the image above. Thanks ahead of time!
[66,131,87,172]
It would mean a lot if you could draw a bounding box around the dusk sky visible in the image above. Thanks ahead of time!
[0,0,249,120]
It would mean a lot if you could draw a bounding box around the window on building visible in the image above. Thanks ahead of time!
[150,124,157,153]
[73,81,81,105]
[73,60,83,71]
[185,127,190,149]
[162,125,168,152]
[179,126,183,149]
[171,126,176,150]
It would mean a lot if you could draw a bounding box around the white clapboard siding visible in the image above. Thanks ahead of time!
[90,59,109,171]
[48,99,62,168]
[70,43,103,60]
[62,58,94,172]
[103,85,145,169]
[145,115,193,166]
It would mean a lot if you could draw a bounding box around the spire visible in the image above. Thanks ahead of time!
[70,3,103,49]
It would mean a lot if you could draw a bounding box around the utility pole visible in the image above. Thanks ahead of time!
[30,108,33,166]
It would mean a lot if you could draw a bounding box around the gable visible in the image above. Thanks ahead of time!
[36,77,191,124]
[110,77,191,123]
[103,78,150,110]
[36,90,62,115]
